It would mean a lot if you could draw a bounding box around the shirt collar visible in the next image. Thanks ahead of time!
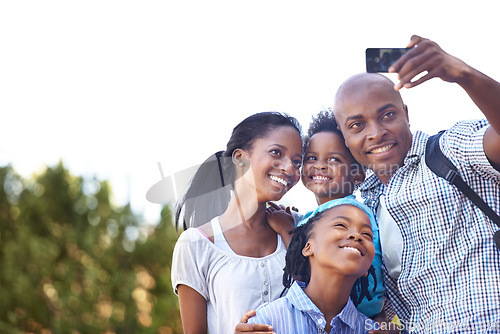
[333,296,359,330]
[286,281,358,330]
[404,130,429,166]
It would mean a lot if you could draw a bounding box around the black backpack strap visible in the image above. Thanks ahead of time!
[425,131,500,249]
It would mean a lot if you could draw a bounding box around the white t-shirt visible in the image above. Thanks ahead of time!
[171,217,287,334]
[376,195,403,280]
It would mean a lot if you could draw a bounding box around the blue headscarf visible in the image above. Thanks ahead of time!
[297,195,376,229]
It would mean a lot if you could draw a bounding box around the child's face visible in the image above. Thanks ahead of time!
[303,205,375,277]
[301,132,364,199]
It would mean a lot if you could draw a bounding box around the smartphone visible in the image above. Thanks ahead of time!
[366,48,411,73]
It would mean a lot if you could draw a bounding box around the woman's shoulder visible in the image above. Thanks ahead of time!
[196,220,214,241]
[176,226,210,244]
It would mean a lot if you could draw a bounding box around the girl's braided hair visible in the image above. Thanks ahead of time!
[282,209,377,306]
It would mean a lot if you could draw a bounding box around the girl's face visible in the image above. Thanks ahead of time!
[301,132,364,200]
[303,205,375,277]
[238,126,303,203]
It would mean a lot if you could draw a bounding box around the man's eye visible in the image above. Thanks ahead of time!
[383,111,395,119]
[350,122,362,129]
[293,160,302,168]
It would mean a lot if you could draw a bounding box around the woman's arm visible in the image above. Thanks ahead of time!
[178,284,208,334]
[234,310,275,334]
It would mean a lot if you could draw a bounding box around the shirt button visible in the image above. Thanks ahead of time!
[263,271,267,276]
[318,319,324,325]
[263,281,269,286]
[260,262,265,267]
[263,291,268,295]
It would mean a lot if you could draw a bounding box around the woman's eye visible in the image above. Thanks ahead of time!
[270,149,281,156]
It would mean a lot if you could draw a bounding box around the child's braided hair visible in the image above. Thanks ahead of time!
[282,209,377,307]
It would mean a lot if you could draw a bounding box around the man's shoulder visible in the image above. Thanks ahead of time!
[435,119,489,143]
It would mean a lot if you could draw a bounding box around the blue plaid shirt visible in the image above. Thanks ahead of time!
[360,120,500,333]
[248,281,375,333]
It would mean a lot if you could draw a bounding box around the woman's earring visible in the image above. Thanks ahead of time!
[238,162,244,167]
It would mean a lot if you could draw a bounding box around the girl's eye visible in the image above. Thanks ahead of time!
[328,157,341,163]
[363,232,374,241]
[304,155,317,161]
[334,223,347,229]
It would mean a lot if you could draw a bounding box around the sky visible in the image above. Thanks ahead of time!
[1,1,499,226]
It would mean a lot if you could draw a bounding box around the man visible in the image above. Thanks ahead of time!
[333,35,500,332]
[235,35,500,334]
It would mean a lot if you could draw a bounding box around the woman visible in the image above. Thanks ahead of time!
[171,112,303,333]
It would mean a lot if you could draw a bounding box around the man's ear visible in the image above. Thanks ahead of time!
[302,242,313,257]
[404,104,410,123]
[351,164,366,185]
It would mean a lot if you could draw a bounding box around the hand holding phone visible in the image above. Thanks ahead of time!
[366,48,411,73]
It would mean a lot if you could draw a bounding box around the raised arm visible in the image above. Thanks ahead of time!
[266,202,296,248]
[390,35,500,170]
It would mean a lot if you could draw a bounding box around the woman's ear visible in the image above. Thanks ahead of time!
[302,242,313,257]
[232,149,246,167]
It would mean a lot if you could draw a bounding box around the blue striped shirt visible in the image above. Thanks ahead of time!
[360,120,500,333]
[248,281,375,333]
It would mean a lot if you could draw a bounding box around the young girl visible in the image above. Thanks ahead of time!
[249,197,378,333]
[171,112,303,334]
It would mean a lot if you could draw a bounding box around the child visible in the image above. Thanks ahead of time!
[249,197,378,333]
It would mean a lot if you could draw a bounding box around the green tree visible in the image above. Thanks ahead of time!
[0,163,182,333]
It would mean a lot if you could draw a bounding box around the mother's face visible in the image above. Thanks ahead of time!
[236,125,303,203]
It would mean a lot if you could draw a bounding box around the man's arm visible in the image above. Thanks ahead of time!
[389,35,500,170]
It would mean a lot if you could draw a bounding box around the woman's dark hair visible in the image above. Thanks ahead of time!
[282,209,377,306]
[175,111,302,230]
[302,108,342,155]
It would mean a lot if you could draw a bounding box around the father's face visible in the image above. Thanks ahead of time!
[334,74,412,184]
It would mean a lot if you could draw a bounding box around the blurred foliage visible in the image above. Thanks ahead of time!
[0,162,183,333]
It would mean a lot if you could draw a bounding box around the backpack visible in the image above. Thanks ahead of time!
[425,130,500,250]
